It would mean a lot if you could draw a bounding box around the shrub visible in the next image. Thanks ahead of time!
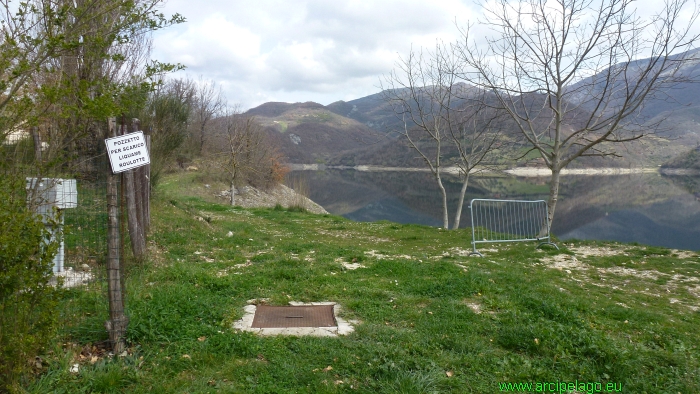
[0,175,62,392]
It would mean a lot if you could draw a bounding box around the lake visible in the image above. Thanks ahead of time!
[292,168,700,251]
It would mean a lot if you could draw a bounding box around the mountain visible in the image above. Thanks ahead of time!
[245,101,382,164]
[565,48,700,158]
[326,92,400,132]
[248,49,700,167]
[662,144,700,170]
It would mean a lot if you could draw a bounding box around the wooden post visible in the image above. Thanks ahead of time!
[119,122,126,272]
[106,117,128,353]
[132,119,145,240]
[124,119,146,260]
[144,134,151,232]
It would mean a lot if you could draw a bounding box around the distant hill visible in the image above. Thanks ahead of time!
[662,145,700,169]
[565,48,700,164]
[326,92,400,132]
[246,101,325,118]
[248,49,700,167]
[245,102,382,164]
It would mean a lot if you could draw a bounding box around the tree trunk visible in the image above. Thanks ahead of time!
[452,172,470,230]
[31,126,41,162]
[131,121,145,243]
[230,170,236,206]
[199,125,206,155]
[546,166,561,234]
[125,169,145,260]
[436,172,449,229]
[123,120,146,261]
[106,117,128,353]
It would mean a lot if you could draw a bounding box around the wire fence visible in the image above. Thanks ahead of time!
[0,120,146,376]
[469,198,558,256]
[23,148,140,347]
[43,154,115,344]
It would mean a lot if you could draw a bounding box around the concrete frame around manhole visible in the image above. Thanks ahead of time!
[233,300,358,337]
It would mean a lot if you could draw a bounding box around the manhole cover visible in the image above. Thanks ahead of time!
[251,305,336,328]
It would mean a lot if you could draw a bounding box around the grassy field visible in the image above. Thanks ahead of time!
[28,173,700,393]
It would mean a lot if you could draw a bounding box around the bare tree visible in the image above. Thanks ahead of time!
[191,77,225,155]
[454,0,700,227]
[447,95,509,228]
[383,43,507,229]
[210,110,285,205]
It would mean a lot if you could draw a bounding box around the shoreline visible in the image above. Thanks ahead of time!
[287,164,699,177]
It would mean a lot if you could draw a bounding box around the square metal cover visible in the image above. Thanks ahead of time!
[251,305,336,328]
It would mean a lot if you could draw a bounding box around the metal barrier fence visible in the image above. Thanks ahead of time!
[469,199,558,256]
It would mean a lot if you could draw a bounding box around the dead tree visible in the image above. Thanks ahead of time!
[192,77,225,155]
[383,43,507,229]
[210,110,277,206]
[454,0,700,227]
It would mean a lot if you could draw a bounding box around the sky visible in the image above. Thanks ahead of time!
[151,0,699,111]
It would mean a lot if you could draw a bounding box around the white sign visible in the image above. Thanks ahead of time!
[105,131,151,173]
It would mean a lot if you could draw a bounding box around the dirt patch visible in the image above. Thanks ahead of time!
[541,254,588,271]
[334,258,365,270]
[364,250,413,260]
[462,299,496,315]
[570,246,627,258]
[448,247,473,257]
[216,261,253,277]
[463,300,482,314]
[317,229,390,243]
[671,250,698,259]
[688,285,700,298]
[598,266,662,280]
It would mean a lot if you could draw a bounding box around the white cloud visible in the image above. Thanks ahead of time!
[150,0,693,110]
[150,0,479,109]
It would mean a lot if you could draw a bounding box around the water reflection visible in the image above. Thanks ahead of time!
[297,169,700,251]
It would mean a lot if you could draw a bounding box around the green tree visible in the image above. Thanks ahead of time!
[0,0,184,389]
[138,78,194,186]
[0,175,61,392]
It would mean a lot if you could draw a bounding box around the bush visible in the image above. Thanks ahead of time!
[0,175,62,392]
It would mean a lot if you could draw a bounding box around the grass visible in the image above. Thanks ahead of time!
[27,172,700,393]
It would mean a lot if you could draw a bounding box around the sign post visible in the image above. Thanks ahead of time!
[105,131,151,173]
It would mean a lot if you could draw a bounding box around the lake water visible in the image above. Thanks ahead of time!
[293,168,700,251]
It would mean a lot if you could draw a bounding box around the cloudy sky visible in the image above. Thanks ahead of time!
[151,0,698,111]
[151,0,479,110]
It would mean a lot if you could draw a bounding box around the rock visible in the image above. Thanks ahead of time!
[214,184,328,214]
